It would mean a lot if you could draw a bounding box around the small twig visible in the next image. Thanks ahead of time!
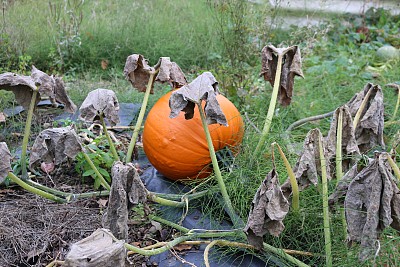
[45,260,65,267]
[244,111,260,133]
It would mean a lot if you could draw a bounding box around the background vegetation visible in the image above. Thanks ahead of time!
[1,0,399,266]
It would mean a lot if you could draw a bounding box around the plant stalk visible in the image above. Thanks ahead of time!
[353,87,373,129]
[197,103,242,227]
[318,135,332,267]
[386,154,400,183]
[21,89,38,179]
[99,114,119,161]
[7,172,66,203]
[391,87,400,122]
[272,142,299,212]
[82,150,111,190]
[126,71,157,163]
[254,52,284,156]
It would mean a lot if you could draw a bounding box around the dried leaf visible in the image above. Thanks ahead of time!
[244,168,290,249]
[347,83,385,153]
[0,142,12,183]
[325,105,360,173]
[64,228,126,267]
[123,54,153,92]
[282,128,330,198]
[169,72,227,126]
[103,162,146,240]
[261,45,304,106]
[29,126,83,170]
[0,72,37,111]
[0,68,77,113]
[155,57,187,88]
[54,77,77,113]
[79,89,120,126]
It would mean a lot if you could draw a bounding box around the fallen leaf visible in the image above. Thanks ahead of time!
[97,198,108,208]
[101,59,109,70]
[244,167,290,249]
[64,228,125,267]
[173,243,193,252]
[29,126,83,170]
[169,72,227,126]
[0,142,12,183]
[261,45,304,106]
[79,88,120,126]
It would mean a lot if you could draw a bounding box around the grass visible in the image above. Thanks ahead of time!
[1,1,400,266]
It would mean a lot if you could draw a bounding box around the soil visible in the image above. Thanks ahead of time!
[0,108,172,267]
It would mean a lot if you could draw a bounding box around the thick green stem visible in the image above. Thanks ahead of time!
[7,172,66,203]
[391,88,400,122]
[197,103,242,227]
[335,109,347,239]
[147,192,188,207]
[21,89,38,179]
[126,71,156,163]
[99,114,119,161]
[26,179,109,200]
[154,189,211,201]
[318,135,332,267]
[82,150,111,190]
[263,243,310,267]
[254,53,284,156]
[273,142,299,212]
[353,87,373,129]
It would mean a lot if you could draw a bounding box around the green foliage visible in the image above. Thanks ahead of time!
[75,134,115,189]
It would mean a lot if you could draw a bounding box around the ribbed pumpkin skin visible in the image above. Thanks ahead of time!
[143,91,244,181]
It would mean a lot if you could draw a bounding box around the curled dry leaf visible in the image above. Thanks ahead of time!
[124,55,187,93]
[79,89,120,126]
[0,72,37,111]
[29,126,82,170]
[325,105,360,173]
[261,45,304,106]
[103,162,147,240]
[282,128,330,198]
[244,168,290,249]
[0,67,77,113]
[329,153,400,261]
[155,57,187,88]
[0,142,12,183]
[169,72,228,126]
[347,83,385,153]
[64,228,126,267]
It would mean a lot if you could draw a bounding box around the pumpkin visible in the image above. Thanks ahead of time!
[143,91,244,180]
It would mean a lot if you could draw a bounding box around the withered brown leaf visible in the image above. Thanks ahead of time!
[0,142,12,183]
[79,88,120,126]
[103,162,147,240]
[261,45,304,106]
[64,229,125,267]
[123,54,153,92]
[347,83,385,153]
[330,153,400,261]
[0,72,37,111]
[282,128,330,198]
[325,105,360,174]
[29,126,83,170]
[169,72,227,126]
[155,57,187,88]
[244,168,289,249]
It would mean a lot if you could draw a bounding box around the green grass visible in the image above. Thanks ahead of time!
[1,2,400,266]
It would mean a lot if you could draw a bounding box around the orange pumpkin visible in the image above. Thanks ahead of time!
[143,91,244,181]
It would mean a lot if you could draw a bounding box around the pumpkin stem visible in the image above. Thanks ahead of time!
[318,134,332,267]
[126,70,158,163]
[20,87,39,180]
[197,103,244,228]
[99,113,120,161]
[272,142,299,212]
[253,51,285,157]
[7,172,66,203]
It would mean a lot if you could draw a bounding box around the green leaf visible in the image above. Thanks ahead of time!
[82,169,95,177]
